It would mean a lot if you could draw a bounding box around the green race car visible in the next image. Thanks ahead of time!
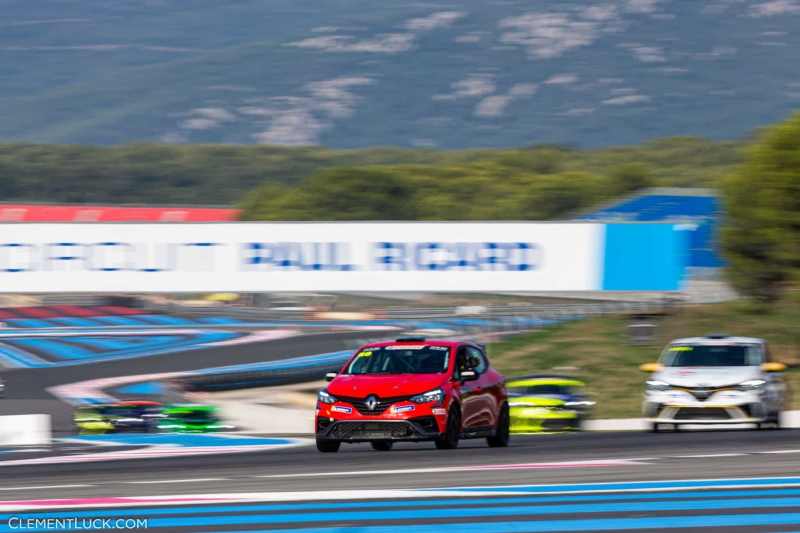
[508,375,594,433]
[155,404,235,433]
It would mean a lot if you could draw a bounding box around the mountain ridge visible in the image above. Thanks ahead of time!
[2,0,800,148]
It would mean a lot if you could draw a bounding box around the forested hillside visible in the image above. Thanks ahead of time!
[0,137,739,207]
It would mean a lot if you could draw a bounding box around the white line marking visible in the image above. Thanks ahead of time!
[758,449,800,454]
[0,485,90,491]
[673,453,747,458]
[126,478,227,485]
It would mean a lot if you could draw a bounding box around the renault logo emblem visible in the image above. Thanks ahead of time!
[365,395,379,411]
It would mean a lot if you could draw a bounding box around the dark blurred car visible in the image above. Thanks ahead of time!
[74,400,165,434]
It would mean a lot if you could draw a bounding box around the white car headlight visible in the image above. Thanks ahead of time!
[317,390,337,405]
[645,380,670,392]
[410,388,444,405]
[737,379,767,391]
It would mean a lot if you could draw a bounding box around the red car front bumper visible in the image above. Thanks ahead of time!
[315,400,448,441]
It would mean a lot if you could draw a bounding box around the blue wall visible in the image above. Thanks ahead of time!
[579,194,723,268]
[602,224,689,291]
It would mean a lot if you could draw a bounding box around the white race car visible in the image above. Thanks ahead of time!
[640,334,786,432]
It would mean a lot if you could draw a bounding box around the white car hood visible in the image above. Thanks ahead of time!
[653,366,761,388]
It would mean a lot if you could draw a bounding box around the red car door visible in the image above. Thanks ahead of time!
[467,346,498,429]
[455,345,482,430]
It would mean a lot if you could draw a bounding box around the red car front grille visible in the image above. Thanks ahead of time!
[336,395,412,415]
[332,421,412,439]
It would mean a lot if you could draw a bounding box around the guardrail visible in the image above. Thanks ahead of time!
[141,299,673,322]
[183,350,355,392]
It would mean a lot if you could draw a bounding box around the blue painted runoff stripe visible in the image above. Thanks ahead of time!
[11,338,95,360]
[191,514,800,533]
[5,318,54,328]
[137,315,196,326]
[1,330,239,369]
[90,316,151,326]
[0,343,49,368]
[56,332,234,359]
[5,489,800,522]
[5,497,793,531]
[114,382,165,395]
[47,317,103,328]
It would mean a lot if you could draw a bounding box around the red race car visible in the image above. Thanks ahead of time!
[315,336,509,452]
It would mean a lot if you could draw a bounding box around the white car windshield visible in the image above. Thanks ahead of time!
[659,343,764,367]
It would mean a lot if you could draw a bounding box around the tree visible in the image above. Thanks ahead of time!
[609,163,654,196]
[239,184,309,220]
[240,167,419,221]
[517,172,609,220]
[721,111,800,302]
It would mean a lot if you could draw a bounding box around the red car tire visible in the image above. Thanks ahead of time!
[434,405,461,450]
[487,402,510,448]
[316,438,341,453]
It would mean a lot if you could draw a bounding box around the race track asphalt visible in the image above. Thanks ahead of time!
[3,428,800,500]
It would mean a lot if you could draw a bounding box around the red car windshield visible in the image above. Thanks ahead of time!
[345,345,451,375]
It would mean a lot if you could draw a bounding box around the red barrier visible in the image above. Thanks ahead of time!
[0,204,239,222]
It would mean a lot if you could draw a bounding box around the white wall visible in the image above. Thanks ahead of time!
[0,223,605,292]
[0,415,51,446]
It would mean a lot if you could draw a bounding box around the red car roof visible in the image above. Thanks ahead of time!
[361,338,468,348]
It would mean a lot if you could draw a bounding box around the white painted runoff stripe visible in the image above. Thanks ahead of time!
[5,476,800,511]
[255,460,644,480]
[206,330,301,347]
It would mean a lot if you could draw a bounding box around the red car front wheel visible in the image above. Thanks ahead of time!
[316,439,341,453]
[435,406,461,450]
[487,403,510,448]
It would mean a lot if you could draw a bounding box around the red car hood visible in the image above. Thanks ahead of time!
[327,374,447,398]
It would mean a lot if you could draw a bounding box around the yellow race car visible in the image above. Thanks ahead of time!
[508,375,594,433]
